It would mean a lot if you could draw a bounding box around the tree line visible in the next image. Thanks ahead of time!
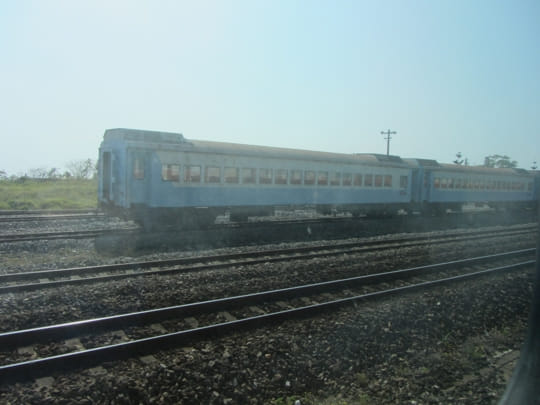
[454,153,538,170]
[0,159,97,181]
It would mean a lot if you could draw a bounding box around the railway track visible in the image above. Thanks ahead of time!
[0,248,535,383]
[0,228,135,243]
[0,209,102,223]
[0,224,535,293]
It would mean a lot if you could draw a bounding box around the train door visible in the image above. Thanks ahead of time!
[410,169,422,203]
[128,150,152,207]
[422,171,432,202]
[101,151,112,202]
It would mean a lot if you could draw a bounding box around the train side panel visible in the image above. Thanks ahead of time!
[139,149,413,210]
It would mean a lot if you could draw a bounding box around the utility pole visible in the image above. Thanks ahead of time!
[381,129,396,156]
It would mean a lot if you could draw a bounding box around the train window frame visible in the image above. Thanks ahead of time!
[304,170,316,185]
[290,169,302,185]
[330,172,341,186]
[441,178,447,189]
[317,171,328,186]
[275,169,288,185]
[353,174,362,187]
[241,168,256,184]
[374,174,383,187]
[364,174,373,187]
[161,164,180,182]
[184,165,201,183]
[342,173,352,186]
[224,167,239,184]
[133,156,145,180]
[400,175,408,188]
[384,175,392,188]
[259,168,273,184]
[205,166,221,184]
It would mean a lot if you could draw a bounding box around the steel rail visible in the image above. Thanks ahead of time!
[0,228,535,294]
[0,228,135,243]
[0,252,535,383]
[0,248,534,349]
[0,227,535,294]
[0,214,105,223]
[0,209,100,216]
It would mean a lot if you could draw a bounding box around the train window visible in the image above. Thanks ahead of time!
[224,167,239,183]
[205,166,221,183]
[342,173,352,186]
[304,170,316,185]
[441,178,447,189]
[384,175,392,187]
[242,168,256,184]
[330,172,341,186]
[353,174,362,186]
[184,165,201,183]
[275,169,288,185]
[400,175,408,188]
[317,171,328,186]
[162,164,180,182]
[433,177,440,188]
[133,157,145,179]
[364,174,373,187]
[290,170,302,185]
[374,175,383,187]
[455,178,462,189]
[259,168,273,184]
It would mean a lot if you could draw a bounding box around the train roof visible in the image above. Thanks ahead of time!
[404,158,532,177]
[436,163,532,176]
[103,128,411,167]
[190,139,411,166]
[104,128,186,144]
[102,129,533,175]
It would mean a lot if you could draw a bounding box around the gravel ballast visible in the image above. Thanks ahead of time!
[0,223,537,404]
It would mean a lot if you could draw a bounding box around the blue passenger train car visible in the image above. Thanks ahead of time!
[98,128,413,228]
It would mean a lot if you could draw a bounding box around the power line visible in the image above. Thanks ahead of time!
[381,129,396,156]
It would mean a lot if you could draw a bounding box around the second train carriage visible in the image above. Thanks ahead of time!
[409,159,537,213]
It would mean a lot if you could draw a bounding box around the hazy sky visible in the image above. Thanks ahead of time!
[1,0,539,175]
